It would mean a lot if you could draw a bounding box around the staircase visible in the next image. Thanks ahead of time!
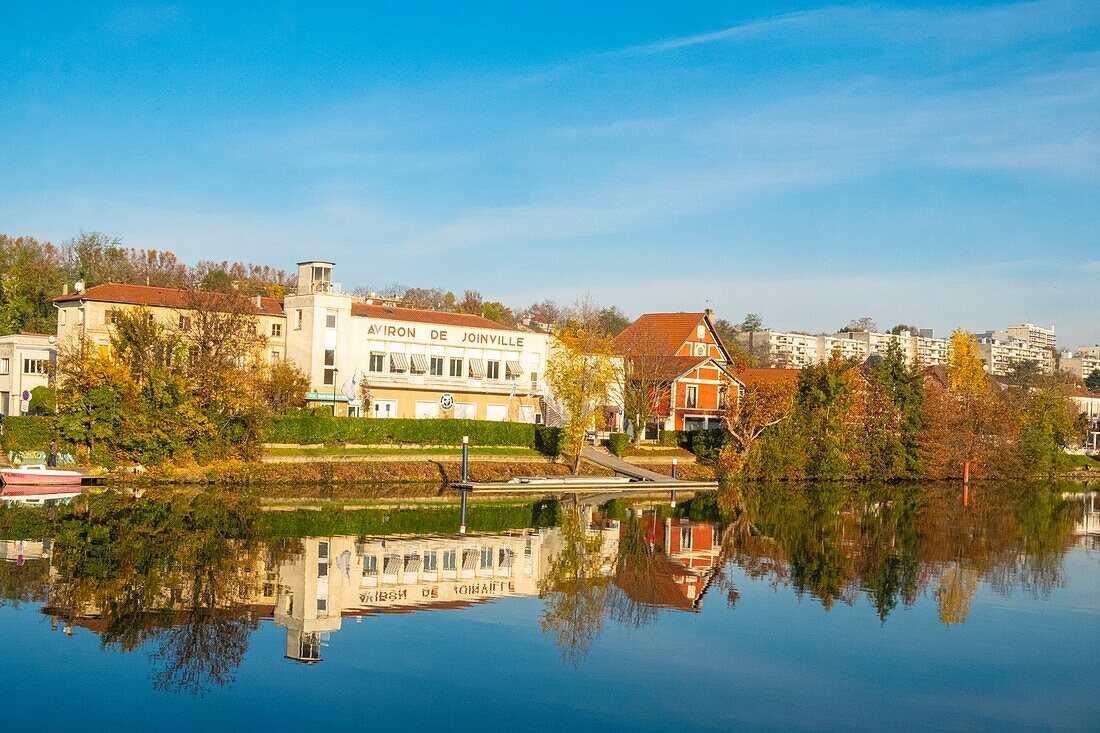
[539,395,569,427]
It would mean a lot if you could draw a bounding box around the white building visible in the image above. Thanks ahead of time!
[0,333,55,416]
[285,261,551,420]
[1006,323,1056,350]
[743,328,951,369]
[975,331,1054,376]
[1061,347,1100,380]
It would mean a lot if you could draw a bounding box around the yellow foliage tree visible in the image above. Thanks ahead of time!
[545,307,618,473]
[947,329,986,394]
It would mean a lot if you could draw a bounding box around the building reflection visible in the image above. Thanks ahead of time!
[275,530,562,663]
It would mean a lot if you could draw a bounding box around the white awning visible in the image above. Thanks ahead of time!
[410,353,429,373]
[468,358,486,378]
[389,353,408,372]
[505,360,523,378]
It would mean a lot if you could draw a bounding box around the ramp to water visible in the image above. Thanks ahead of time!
[579,446,675,482]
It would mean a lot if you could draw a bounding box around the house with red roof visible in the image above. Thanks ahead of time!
[614,310,743,434]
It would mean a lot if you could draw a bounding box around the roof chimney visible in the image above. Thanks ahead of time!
[62,283,69,295]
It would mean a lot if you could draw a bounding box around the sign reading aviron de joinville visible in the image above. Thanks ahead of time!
[365,323,525,347]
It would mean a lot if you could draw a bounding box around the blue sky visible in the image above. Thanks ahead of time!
[1,1,1097,345]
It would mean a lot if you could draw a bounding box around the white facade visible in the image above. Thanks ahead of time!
[0,333,55,416]
[743,328,951,369]
[975,331,1054,376]
[1006,323,1056,350]
[284,261,550,420]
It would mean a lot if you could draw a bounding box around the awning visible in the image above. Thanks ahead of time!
[410,353,429,373]
[389,353,408,372]
[468,358,485,378]
[506,360,523,378]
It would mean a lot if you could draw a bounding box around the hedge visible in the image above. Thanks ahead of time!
[267,416,565,454]
[0,416,58,453]
[654,428,729,460]
[259,501,560,538]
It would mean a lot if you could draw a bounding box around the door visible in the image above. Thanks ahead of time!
[415,400,439,419]
[372,400,397,418]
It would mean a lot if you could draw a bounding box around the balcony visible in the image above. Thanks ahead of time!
[359,371,546,396]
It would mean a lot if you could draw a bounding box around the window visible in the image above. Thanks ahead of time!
[681,526,693,549]
[449,357,463,377]
[480,547,494,569]
[530,372,538,387]
[697,324,706,339]
[317,560,329,577]
[442,549,457,571]
[423,551,438,572]
[23,359,48,375]
[104,309,115,325]
[429,356,444,376]
[486,360,501,380]
[317,598,328,613]
[409,353,428,374]
[369,352,384,373]
[389,353,408,373]
[362,555,378,576]
[270,350,281,365]
[498,548,513,568]
[295,309,303,329]
[178,315,191,332]
[271,322,282,337]
[318,541,330,559]
[323,349,336,386]
[685,385,698,408]
[247,321,257,335]
[58,309,66,326]
[326,313,337,329]
[0,358,8,375]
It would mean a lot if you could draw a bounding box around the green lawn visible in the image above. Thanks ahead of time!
[263,445,544,458]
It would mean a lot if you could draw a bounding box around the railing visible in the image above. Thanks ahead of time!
[359,371,546,396]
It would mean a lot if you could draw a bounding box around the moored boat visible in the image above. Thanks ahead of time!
[0,464,83,487]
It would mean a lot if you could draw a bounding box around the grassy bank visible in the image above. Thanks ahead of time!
[109,457,614,489]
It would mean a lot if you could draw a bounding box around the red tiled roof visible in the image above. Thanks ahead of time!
[736,367,801,385]
[351,302,515,331]
[614,312,706,355]
[53,283,284,316]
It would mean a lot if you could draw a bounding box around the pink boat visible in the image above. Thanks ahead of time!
[0,464,83,487]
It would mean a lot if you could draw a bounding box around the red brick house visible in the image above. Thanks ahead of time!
[614,310,743,434]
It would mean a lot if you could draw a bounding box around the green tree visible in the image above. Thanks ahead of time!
[1084,368,1100,392]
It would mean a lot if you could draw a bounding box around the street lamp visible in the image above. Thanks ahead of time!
[332,367,339,417]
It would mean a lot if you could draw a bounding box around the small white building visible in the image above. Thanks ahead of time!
[0,333,55,416]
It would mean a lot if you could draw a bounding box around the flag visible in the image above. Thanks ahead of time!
[341,367,359,401]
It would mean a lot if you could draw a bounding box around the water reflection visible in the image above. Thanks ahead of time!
[0,485,1095,695]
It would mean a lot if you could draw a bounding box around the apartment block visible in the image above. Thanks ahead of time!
[975,331,1055,376]
[1060,348,1100,380]
[742,328,950,369]
[1006,323,1056,350]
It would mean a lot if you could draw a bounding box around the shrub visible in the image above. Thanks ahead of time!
[0,416,57,452]
[266,416,538,447]
[607,432,630,457]
[534,426,564,456]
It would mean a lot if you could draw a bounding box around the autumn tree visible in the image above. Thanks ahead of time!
[614,322,688,441]
[257,361,310,415]
[55,339,139,461]
[720,378,797,472]
[545,302,619,472]
[922,330,1014,479]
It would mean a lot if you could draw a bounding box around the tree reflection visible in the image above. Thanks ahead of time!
[45,490,264,695]
[716,481,1084,623]
[538,504,611,664]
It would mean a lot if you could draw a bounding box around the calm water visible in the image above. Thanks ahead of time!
[2,484,1099,731]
